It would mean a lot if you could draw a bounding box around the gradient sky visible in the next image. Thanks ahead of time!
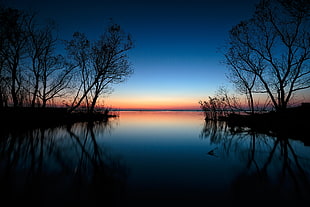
[6,0,263,110]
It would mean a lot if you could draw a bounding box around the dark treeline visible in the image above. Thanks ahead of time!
[0,5,133,113]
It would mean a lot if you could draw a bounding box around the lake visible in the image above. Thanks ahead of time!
[0,111,309,206]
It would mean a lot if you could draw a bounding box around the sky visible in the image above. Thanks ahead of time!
[5,0,263,110]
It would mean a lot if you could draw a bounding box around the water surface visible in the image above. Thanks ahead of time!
[1,111,309,206]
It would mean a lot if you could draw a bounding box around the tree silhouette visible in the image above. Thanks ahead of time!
[0,7,30,107]
[27,20,74,108]
[27,18,53,107]
[224,0,310,112]
[0,6,75,108]
[65,24,133,113]
[1,6,132,110]
[224,54,259,114]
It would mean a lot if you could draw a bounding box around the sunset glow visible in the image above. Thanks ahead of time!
[7,0,265,110]
[2,0,310,205]
[117,111,203,127]
[6,0,310,110]
[105,96,202,110]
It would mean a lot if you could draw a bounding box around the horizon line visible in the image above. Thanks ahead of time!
[110,108,203,112]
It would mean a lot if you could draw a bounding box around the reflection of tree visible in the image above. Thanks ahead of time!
[200,120,255,157]
[231,135,310,204]
[261,136,310,194]
[0,119,127,206]
[66,121,128,203]
[200,120,229,143]
[201,121,310,203]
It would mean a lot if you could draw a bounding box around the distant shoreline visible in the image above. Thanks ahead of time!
[0,107,116,130]
[112,109,203,112]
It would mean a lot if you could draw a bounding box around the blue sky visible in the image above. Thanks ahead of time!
[6,0,260,109]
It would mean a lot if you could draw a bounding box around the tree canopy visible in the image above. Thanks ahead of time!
[0,6,133,112]
[224,0,310,111]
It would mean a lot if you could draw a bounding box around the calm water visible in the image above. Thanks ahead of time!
[1,111,310,206]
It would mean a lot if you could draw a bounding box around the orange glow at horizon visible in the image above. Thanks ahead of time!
[104,97,202,110]
[52,88,310,110]
[104,90,310,110]
[117,110,204,128]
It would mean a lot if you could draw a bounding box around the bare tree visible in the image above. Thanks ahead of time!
[65,32,92,111]
[224,0,310,112]
[88,25,133,112]
[66,24,133,113]
[0,7,31,107]
[224,50,259,114]
[1,6,76,108]
[38,54,74,108]
[27,20,56,107]
[27,20,74,108]
[0,40,9,107]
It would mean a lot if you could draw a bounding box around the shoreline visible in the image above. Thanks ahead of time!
[0,107,117,129]
[221,103,310,145]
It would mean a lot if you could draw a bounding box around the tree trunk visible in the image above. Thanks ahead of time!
[11,55,19,107]
[90,94,99,113]
[248,91,255,115]
[31,78,39,107]
[0,92,3,108]
[11,73,18,107]
[42,99,47,108]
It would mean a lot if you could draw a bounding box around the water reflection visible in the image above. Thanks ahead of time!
[0,119,128,207]
[0,111,310,206]
[201,120,310,204]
